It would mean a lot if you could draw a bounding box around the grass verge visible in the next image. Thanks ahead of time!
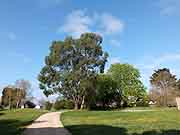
[61,108,180,135]
[0,109,47,135]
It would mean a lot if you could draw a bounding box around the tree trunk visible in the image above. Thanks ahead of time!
[80,96,85,110]
[9,98,11,109]
[74,101,79,110]
[9,97,12,110]
[16,99,21,109]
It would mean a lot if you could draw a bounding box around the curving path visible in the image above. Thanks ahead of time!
[23,112,71,135]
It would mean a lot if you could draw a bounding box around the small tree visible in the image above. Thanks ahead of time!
[45,101,53,110]
[53,100,74,110]
[108,63,147,107]
[1,86,21,109]
[150,68,179,106]
[95,74,120,109]
[14,79,32,108]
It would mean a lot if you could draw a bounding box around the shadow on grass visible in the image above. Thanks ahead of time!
[0,119,35,135]
[65,125,180,135]
[1,120,180,135]
[0,119,21,135]
[22,127,70,135]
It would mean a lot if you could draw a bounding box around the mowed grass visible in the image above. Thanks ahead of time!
[0,109,47,135]
[61,109,180,135]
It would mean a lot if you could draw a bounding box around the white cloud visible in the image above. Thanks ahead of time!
[58,10,125,38]
[58,10,92,38]
[109,57,121,65]
[100,13,124,35]
[8,32,16,41]
[135,53,180,88]
[160,0,180,16]
[137,53,180,70]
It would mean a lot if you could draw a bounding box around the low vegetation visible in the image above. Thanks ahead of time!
[0,109,47,135]
[62,109,180,135]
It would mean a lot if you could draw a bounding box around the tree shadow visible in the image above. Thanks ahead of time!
[66,124,127,135]
[22,127,71,135]
[0,112,4,116]
[33,120,48,124]
[0,119,21,135]
[0,119,37,135]
[1,120,180,135]
[65,125,180,135]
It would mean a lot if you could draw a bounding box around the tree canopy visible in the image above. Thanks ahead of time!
[38,33,108,109]
[108,63,147,107]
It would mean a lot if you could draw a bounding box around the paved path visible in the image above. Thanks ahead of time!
[23,112,71,135]
[121,109,155,112]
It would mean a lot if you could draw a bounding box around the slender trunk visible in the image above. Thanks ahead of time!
[16,101,19,109]
[16,99,21,109]
[80,96,85,110]
[74,101,79,110]
[9,97,12,110]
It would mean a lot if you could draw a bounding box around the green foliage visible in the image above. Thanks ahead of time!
[44,101,53,110]
[38,33,108,109]
[0,105,3,110]
[53,100,74,110]
[95,74,120,109]
[108,63,148,107]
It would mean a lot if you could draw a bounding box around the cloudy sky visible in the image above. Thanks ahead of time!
[0,0,180,98]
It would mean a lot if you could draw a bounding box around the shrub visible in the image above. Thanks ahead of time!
[0,105,3,110]
[53,100,74,110]
[45,101,53,110]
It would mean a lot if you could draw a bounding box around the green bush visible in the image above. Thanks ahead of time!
[53,100,74,110]
[0,105,3,110]
[45,101,53,110]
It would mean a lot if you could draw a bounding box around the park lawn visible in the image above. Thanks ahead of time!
[0,109,47,135]
[61,109,180,135]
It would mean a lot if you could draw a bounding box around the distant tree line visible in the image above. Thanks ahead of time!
[1,79,32,109]
[38,33,148,110]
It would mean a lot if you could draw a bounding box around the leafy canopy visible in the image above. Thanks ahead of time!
[38,33,108,109]
[108,63,147,106]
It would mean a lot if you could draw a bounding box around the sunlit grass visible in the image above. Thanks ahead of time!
[62,108,180,135]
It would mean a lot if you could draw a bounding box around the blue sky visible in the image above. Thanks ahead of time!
[0,0,180,99]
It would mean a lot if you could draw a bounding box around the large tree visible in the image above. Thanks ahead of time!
[150,68,179,106]
[38,33,108,109]
[108,63,147,107]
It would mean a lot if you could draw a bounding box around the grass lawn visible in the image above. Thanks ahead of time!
[0,109,47,135]
[61,108,180,135]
